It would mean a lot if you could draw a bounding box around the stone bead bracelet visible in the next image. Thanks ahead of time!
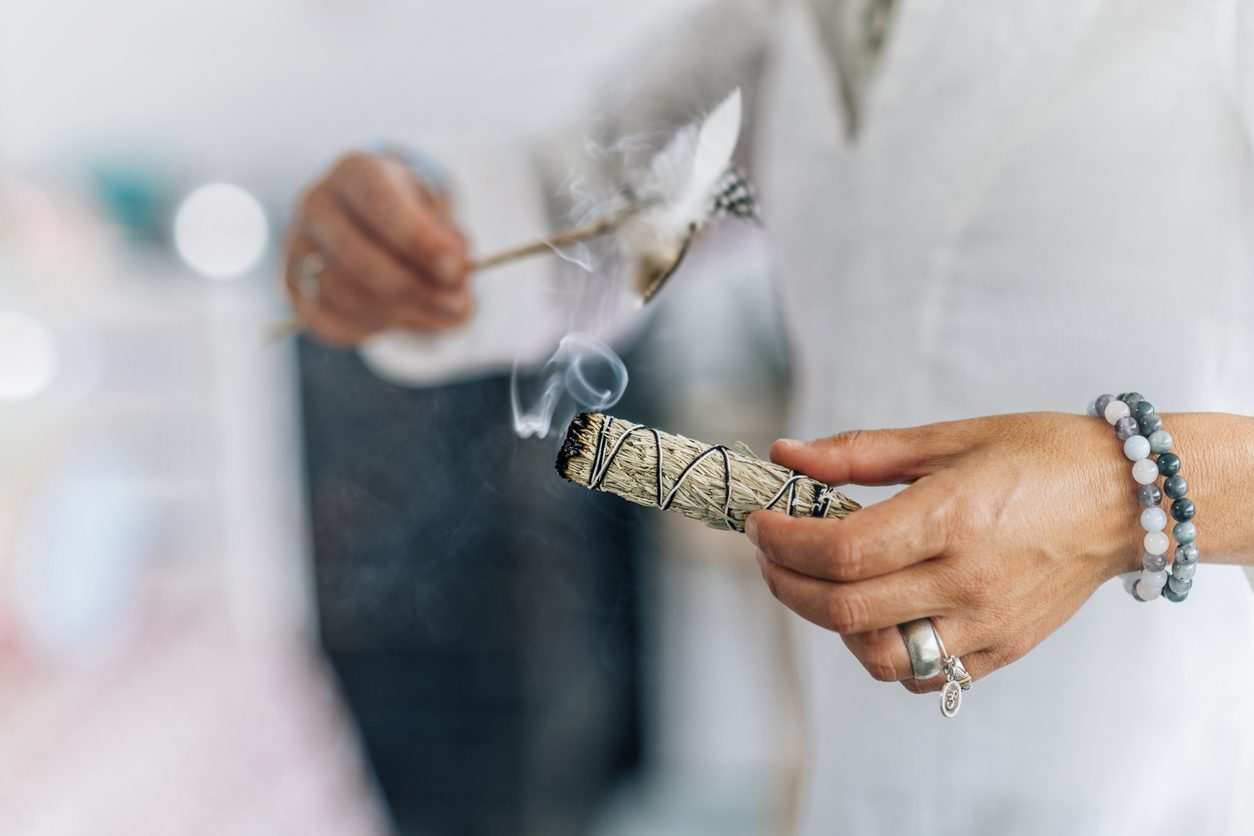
[1089,392,1197,603]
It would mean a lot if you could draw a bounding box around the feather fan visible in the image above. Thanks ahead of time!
[617,88,758,302]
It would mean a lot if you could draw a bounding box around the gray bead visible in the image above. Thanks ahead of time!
[1121,572,1140,596]
[1139,414,1164,435]
[1157,453,1181,478]
[1143,552,1167,573]
[1174,543,1199,565]
[1167,575,1193,595]
[1094,394,1115,418]
[1162,584,1188,603]
[1172,561,1197,581]
[1131,400,1156,421]
[1137,484,1163,507]
[1173,521,1197,545]
[1171,498,1195,522]
[1148,429,1173,454]
[1164,475,1188,500]
[1119,392,1145,406]
[1114,416,1140,440]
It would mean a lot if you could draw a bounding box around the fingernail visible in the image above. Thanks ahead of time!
[744,514,760,545]
[435,254,461,286]
[775,438,804,448]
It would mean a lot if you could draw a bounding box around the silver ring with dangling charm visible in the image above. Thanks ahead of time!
[932,627,972,718]
[899,618,944,680]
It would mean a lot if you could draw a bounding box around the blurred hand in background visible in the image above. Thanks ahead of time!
[285,152,473,346]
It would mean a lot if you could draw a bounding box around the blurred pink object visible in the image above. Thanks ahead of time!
[0,610,391,836]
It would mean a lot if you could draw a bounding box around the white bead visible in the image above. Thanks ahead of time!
[1131,458,1159,485]
[1135,579,1163,600]
[1123,435,1151,461]
[1140,506,1168,532]
[1144,531,1171,555]
[1141,568,1168,589]
[1104,399,1131,425]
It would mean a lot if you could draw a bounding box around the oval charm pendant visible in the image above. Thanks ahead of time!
[940,680,962,717]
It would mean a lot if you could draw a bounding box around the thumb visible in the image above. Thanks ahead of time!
[770,425,963,486]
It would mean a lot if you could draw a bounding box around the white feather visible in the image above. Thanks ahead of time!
[618,88,744,300]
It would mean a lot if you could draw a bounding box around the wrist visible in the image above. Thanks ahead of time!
[1068,412,1148,582]
[1160,412,1254,564]
[1084,395,1253,602]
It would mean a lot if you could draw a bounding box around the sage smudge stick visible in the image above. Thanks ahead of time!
[556,412,859,531]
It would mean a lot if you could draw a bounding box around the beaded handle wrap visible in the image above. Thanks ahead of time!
[1091,392,1197,603]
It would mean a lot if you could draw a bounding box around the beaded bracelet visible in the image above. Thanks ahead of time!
[1089,392,1197,603]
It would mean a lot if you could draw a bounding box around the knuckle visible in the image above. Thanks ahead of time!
[942,493,981,543]
[825,532,861,581]
[963,561,997,602]
[336,153,401,212]
[900,678,930,695]
[860,646,900,683]
[825,589,865,634]
[395,222,434,260]
[827,428,872,451]
[331,151,371,180]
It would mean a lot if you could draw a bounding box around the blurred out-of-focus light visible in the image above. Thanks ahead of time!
[173,182,269,279]
[0,311,58,400]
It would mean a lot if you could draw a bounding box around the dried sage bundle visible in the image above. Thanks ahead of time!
[556,412,859,531]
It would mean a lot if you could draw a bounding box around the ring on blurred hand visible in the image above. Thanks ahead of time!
[899,618,943,679]
[297,251,325,302]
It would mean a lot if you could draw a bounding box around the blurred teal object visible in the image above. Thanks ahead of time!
[87,156,175,246]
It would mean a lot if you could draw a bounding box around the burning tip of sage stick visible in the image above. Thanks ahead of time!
[556,412,860,532]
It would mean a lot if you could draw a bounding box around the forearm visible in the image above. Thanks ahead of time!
[1165,412,1254,565]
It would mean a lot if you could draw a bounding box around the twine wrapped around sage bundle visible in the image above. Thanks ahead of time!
[556,412,860,532]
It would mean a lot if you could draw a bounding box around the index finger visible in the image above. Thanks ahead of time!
[746,479,953,581]
[331,154,468,287]
[769,424,969,487]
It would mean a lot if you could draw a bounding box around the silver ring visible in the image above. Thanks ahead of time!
[899,618,943,679]
[297,251,325,302]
